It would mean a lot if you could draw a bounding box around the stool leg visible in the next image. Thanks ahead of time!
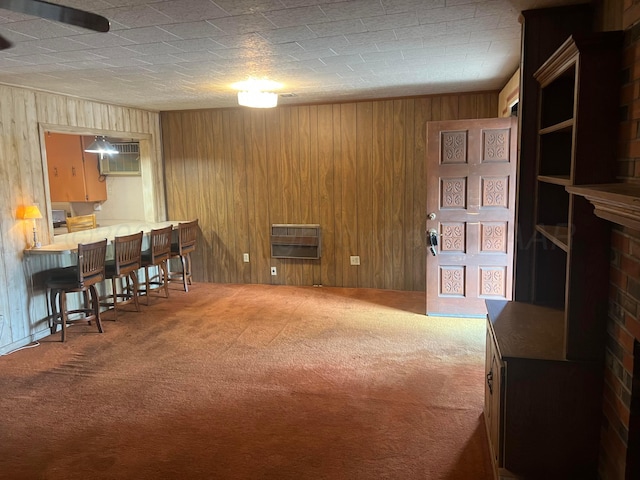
[161,260,170,299]
[111,277,119,321]
[82,289,91,325]
[90,285,104,334]
[129,272,140,312]
[144,265,151,306]
[60,291,68,342]
[49,288,59,335]
[186,253,192,287]
[180,254,188,292]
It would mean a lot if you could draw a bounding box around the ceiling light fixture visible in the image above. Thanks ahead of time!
[84,136,118,154]
[237,90,278,108]
[233,78,282,109]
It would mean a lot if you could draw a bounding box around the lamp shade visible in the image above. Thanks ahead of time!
[237,90,278,108]
[84,136,118,154]
[21,205,42,220]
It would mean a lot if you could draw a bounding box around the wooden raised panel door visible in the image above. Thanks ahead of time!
[426,117,517,316]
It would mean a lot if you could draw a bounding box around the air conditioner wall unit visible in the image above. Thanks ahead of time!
[98,142,141,176]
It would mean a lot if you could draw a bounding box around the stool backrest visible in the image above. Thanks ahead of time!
[150,225,172,264]
[67,214,97,232]
[113,231,143,275]
[77,239,107,287]
[177,220,198,255]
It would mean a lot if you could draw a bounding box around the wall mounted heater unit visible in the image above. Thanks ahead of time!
[271,224,321,259]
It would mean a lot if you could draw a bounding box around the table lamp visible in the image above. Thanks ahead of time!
[22,205,42,248]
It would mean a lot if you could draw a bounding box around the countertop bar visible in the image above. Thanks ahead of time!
[24,220,186,255]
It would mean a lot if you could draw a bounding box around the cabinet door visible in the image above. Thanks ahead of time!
[80,137,107,202]
[484,328,503,468]
[45,132,86,202]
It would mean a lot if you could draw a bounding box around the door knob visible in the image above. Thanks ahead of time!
[428,228,438,256]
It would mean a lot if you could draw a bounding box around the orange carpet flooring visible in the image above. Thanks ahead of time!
[0,283,492,480]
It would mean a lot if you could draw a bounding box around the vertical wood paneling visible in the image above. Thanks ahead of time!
[1,85,163,355]
[161,91,499,291]
[441,95,459,120]
[267,108,284,283]
[356,102,374,288]
[382,100,395,289]
[318,104,335,286]
[340,103,358,288]
[308,106,321,286]
[371,102,385,289]
[201,111,219,283]
[403,99,416,290]
[227,109,251,284]
[277,108,292,284]
[391,99,406,290]
[413,98,431,292]
[162,113,187,221]
[478,93,498,119]
[459,94,478,119]
[298,106,314,285]
[333,105,344,287]
[250,111,271,285]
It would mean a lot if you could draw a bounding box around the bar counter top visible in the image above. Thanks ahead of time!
[24,220,185,255]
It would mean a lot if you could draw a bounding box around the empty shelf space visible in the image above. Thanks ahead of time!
[535,224,569,251]
[537,175,571,185]
[539,119,574,135]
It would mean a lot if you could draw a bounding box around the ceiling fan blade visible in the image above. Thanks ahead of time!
[0,0,110,32]
[0,33,12,49]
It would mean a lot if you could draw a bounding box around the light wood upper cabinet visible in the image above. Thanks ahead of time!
[45,132,107,203]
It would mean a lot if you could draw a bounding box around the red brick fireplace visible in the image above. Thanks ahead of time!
[600,17,640,478]
[603,227,640,478]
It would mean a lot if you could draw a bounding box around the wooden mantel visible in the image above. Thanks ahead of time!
[566,183,640,230]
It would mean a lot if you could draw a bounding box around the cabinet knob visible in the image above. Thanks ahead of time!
[53,167,58,177]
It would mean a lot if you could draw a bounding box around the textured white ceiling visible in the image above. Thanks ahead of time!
[0,0,575,111]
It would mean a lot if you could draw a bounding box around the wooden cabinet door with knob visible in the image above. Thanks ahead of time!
[45,132,106,202]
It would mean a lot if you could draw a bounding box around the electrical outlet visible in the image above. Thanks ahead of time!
[350,255,360,266]
[271,267,277,275]
[243,253,250,263]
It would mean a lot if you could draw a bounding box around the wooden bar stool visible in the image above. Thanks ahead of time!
[45,239,107,342]
[101,231,143,320]
[139,225,172,305]
[168,220,198,292]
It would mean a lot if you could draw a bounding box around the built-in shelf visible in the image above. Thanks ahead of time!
[539,119,574,135]
[538,175,571,186]
[566,183,640,230]
[535,224,570,251]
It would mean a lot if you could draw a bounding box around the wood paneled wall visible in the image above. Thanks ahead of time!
[162,92,498,291]
[0,84,163,354]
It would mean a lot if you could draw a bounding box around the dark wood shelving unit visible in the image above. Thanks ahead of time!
[485,29,623,479]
